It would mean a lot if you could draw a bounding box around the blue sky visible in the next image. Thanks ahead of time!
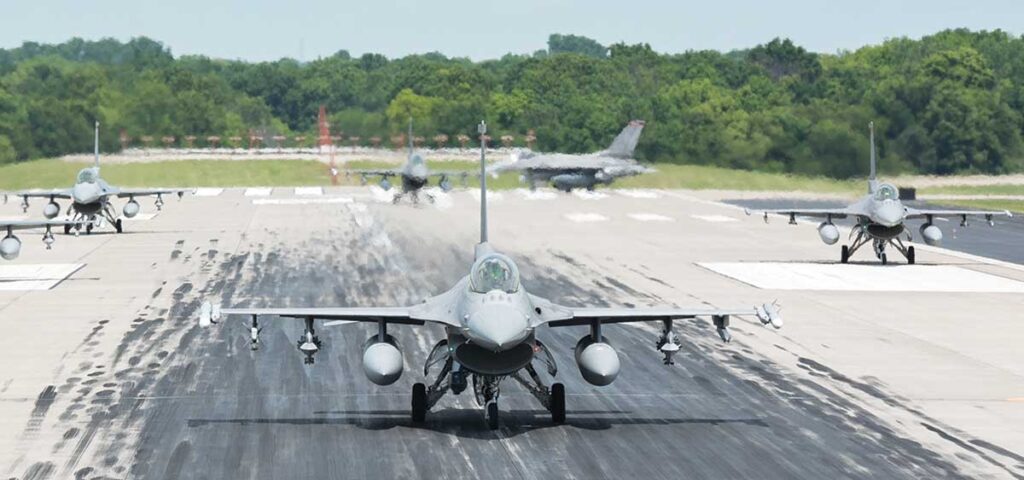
[1,0,1021,61]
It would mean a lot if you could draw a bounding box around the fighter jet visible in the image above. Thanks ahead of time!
[200,121,782,430]
[348,120,468,204]
[748,122,1013,265]
[5,122,190,234]
[489,120,653,192]
[0,219,83,260]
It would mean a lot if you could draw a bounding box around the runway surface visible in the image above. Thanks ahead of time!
[0,187,1022,479]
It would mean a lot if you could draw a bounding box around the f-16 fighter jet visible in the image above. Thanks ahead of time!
[201,121,781,430]
[348,120,467,204]
[489,120,653,192]
[748,122,1012,264]
[5,123,190,234]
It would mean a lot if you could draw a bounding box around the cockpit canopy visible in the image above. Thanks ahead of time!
[470,254,520,294]
[874,183,898,201]
[76,168,98,184]
[409,153,425,165]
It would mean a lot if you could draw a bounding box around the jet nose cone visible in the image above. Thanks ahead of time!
[72,184,99,204]
[467,305,530,351]
[874,202,905,227]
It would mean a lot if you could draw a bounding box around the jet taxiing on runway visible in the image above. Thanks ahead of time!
[489,120,653,192]
[201,121,782,430]
[5,123,190,234]
[348,121,468,204]
[0,219,83,260]
[749,122,1013,265]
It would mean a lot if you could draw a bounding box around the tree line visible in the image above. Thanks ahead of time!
[0,30,1022,177]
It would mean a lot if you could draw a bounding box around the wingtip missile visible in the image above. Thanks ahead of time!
[199,300,220,327]
[756,302,783,329]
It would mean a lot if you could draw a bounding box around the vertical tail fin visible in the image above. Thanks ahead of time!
[407,117,413,156]
[868,121,877,193]
[94,121,100,168]
[478,121,488,246]
[603,120,645,158]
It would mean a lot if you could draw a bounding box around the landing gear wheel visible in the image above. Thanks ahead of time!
[550,383,566,424]
[114,219,123,234]
[840,245,850,264]
[907,246,915,265]
[411,383,427,423]
[486,401,499,430]
[880,253,888,265]
[392,195,401,205]
[86,223,94,235]
[64,224,72,235]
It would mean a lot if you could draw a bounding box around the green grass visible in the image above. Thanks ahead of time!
[0,158,879,195]
[918,184,1024,195]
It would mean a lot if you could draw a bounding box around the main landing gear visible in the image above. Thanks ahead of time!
[412,339,564,430]
[841,226,916,264]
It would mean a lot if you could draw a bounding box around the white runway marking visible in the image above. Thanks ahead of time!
[193,188,224,197]
[0,263,84,291]
[252,197,353,206]
[617,189,660,199]
[691,214,738,223]
[629,213,674,222]
[565,213,609,223]
[515,189,557,200]
[699,262,1024,293]
[244,187,273,197]
[572,190,607,200]
[295,187,323,196]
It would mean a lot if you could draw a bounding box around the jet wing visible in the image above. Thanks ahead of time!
[747,207,854,223]
[348,169,401,177]
[530,294,780,326]
[904,207,1013,221]
[5,189,73,201]
[217,307,424,325]
[1,219,80,231]
[115,188,190,198]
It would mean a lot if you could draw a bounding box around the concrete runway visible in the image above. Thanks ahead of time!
[0,187,1022,479]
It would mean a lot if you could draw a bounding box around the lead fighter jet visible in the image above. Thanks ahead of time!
[5,122,190,234]
[201,121,781,430]
[748,122,1012,264]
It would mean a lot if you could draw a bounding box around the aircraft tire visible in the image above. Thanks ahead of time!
[840,245,849,264]
[411,383,427,423]
[907,246,915,265]
[486,401,499,430]
[86,223,93,235]
[550,383,566,424]
[64,224,72,235]
[115,219,123,234]
[880,253,888,265]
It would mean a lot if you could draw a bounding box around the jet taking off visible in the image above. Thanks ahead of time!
[201,121,781,430]
[489,120,653,192]
[0,219,82,260]
[5,123,190,234]
[748,122,1012,265]
[348,120,467,204]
